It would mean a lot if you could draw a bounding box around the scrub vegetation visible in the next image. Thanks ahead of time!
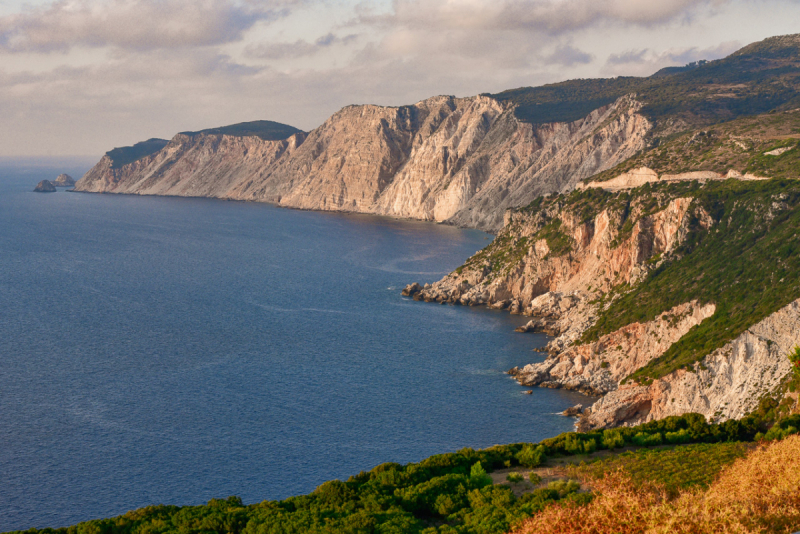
[11,413,799,534]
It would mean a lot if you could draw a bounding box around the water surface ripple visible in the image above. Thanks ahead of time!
[0,165,587,531]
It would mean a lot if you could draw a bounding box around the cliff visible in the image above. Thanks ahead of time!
[75,95,650,232]
[406,177,800,428]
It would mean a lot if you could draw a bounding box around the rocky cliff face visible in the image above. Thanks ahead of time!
[579,299,800,429]
[405,182,800,428]
[75,94,650,232]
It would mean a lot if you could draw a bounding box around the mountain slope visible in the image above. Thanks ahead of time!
[407,176,800,429]
[76,34,800,232]
[75,95,648,232]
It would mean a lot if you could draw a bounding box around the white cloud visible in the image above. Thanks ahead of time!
[0,0,302,52]
[245,32,359,59]
[0,0,799,157]
[355,0,732,33]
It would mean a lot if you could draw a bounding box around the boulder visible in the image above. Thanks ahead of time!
[562,404,584,417]
[401,283,421,297]
[53,174,76,187]
[34,180,56,192]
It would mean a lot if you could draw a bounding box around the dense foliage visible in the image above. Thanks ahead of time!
[106,138,169,169]
[12,413,799,534]
[492,34,800,128]
[180,120,303,141]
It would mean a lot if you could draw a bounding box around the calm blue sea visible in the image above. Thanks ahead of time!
[0,163,588,531]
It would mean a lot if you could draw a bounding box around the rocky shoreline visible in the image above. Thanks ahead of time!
[402,185,800,429]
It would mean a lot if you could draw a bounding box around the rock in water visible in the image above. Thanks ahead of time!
[562,404,584,417]
[34,180,56,192]
[53,174,76,187]
[401,283,421,297]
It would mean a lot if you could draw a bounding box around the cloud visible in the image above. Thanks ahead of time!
[355,0,733,34]
[544,44,593,66]
[0,0,301,52]
[245,32,359,60]
[603,41,741,76]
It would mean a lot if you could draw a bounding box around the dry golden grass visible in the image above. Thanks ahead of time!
[512,435,800,534]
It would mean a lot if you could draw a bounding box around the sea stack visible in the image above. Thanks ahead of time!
[53,174,76,187]
[33,180,57,192]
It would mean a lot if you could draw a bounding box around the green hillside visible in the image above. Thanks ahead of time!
[10,413,796,534]
[106,138,169,169]
[492,34,800,128]
[180,120,304,141]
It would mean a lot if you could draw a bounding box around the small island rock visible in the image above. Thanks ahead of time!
[53,174,76,187]
[34,180,57,192]
[562,404,584,417]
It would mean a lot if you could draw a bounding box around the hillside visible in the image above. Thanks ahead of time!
[494,33,800,128]
[75,95,647,232]
[76,34,800,232]
[9,413,799,534]
[179,120,304,141]
[407,176,800,428]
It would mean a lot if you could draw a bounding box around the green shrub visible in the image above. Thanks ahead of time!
[506,472,524,483]
[515,445,545,467]
[789,346,800,378]
[528,473,542,485]
[469,462,492,488]
[602,429,625,449]
[632,432,663,447]
[547,480,581,497]
[665,428,692,444]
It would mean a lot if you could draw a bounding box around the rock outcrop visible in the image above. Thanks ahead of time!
[34,180,56,192]
[53,174,76,187]
[75,94,650,232]
[580,166,769,191]
[579,299,800,429]
[409,181,800,428]
[410,195,704,328]
[513,301,717,396]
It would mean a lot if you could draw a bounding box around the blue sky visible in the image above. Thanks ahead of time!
[1,0,799,157]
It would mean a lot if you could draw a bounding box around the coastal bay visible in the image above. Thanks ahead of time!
[0,165,587,531]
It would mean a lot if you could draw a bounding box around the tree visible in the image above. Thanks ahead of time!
[789,346,800,377]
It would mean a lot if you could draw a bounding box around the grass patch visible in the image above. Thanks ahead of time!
[574,442,750,495]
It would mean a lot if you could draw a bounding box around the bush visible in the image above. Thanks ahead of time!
[469,462,492,488]
[789,346,800,377]
[632,432,663,447]
[665,428,692,444]
[602,429,625,449]
[547,480,581,497]
[516,445,545,467]
[529,473,542,485]
[506,472,524,483]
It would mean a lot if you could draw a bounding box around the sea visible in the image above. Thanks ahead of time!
[0,162,588,531]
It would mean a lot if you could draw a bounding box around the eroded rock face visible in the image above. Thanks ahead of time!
[413,196,703,325]
[53,174,75,187]
[34,180,56,192]
[75,94,650,232]
[579,299,800,429]
[411,190,800,429]
[514,301,717,396]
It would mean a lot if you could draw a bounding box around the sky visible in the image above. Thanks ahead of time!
[0,0,799,157]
